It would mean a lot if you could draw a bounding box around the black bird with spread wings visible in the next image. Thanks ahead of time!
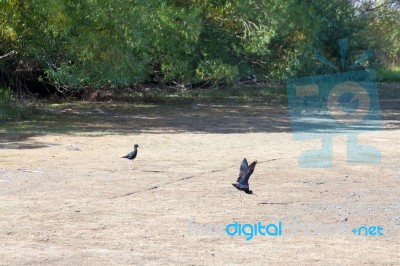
[232,158,257,194]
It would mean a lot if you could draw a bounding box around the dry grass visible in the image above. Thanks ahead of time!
[0,101,399,265]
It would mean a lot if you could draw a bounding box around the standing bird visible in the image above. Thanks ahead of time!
[232,158,257,194]
[122,144,139,170]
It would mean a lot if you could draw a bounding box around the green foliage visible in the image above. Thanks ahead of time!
[109,85,287,104]
[377,67,400,82]
[195,59,239,82]
[362,1,400,67]
[0,0,399,90]
[0,86,30,121]
[0,86,15,103]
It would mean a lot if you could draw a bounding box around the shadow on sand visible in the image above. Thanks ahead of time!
[1,83,399,149]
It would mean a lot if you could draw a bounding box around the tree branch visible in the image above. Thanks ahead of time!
[0,50,15,60]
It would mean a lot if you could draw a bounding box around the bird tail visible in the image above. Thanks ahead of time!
[121,156,128,158]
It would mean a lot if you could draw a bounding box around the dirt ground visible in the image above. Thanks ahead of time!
[1,94,400,265]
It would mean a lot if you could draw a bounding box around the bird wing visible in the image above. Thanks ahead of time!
[247,161,257,176]
[122,151,134,158]
[238,161,257,186]
[237,158,248,182]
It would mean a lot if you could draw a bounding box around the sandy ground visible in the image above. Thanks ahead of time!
[0,99,400,265]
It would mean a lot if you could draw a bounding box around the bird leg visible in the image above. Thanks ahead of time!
[239,192,244,205]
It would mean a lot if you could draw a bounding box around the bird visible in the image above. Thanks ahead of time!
[232,158,257,194]
[122,144,139,169]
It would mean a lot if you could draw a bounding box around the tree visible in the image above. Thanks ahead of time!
[0,0,398,91]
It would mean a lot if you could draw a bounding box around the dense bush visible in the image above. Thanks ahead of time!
[0,86,21,121]
[0,0,399,91]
